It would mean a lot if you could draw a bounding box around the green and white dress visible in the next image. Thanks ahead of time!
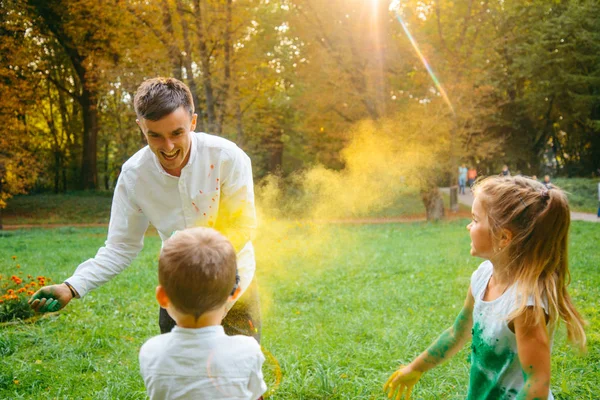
[468,261,553,400]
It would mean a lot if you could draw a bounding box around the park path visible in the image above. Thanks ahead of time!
[3,189,597,230]
[1,211,475,231]
[440,187,599,223]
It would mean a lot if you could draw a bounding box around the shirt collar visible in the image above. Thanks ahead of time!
[172,325,225,336]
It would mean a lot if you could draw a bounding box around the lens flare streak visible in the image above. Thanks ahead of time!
[393,10,455,115]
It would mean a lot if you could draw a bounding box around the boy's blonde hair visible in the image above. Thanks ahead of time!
[159,227,237,319]
[473,175,586,350]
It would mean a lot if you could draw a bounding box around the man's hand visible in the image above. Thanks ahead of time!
[384,365,423,400]
[28,283,73,313]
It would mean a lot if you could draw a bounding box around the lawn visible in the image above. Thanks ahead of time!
[2,189,470,227]
[2,192,113,226]
[0,220,598,399]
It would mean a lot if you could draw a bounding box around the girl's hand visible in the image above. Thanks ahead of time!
[384,365,422,400]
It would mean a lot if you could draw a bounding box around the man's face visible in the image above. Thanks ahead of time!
[137,106,197,177]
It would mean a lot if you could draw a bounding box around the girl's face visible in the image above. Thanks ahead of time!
[467,196,494,259]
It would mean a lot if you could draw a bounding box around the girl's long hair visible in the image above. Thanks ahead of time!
[473,175,586,351]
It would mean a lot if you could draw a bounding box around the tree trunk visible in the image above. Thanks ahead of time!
[104,141,110,190]
[176,0,204,131]
[217,0,233,135]
[80,86,98,190]
[161,0,183,80]
[420,187,445,221]
[0,161,4,230]
[235,101,244,145]
[54,151,61,193]
[193,0,217,132]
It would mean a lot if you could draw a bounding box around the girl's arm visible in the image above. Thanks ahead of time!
[410,285,475,372]
[385,286,474,399]
[514,308,551,400]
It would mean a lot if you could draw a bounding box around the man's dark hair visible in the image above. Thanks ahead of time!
[134,77,194,121]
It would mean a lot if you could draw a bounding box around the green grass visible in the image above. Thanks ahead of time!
[2,189,470,226]
[553,178,600,214]
[2,192,113,225]
[0,221,598,399]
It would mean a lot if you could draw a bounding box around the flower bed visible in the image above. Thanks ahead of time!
[0,256,52,322]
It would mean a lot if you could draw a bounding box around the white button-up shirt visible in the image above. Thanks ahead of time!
[66,132,257,298]
[139,325,267,400]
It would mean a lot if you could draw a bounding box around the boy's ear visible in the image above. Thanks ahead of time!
[156,285,170,308]
[228,286,242,302]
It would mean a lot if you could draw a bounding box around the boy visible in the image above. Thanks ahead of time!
[139,227,266,400]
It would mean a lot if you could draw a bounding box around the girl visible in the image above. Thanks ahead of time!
[384,176,586,400]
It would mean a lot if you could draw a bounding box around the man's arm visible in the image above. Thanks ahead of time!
[30,173,149,312]
[215,147,257,294]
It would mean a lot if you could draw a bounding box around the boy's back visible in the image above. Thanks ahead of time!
[139,325,266,400]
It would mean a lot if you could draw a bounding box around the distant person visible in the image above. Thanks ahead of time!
[29,77,261,341]
[532,175,537,181]
[139,228,267,400]
[543,174,553,189]
[385,175,586,399]
[467,167,477,190]
[458,164,468,195]
[500,164,510,176]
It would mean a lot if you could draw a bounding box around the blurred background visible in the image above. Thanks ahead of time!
[1,0,599,220]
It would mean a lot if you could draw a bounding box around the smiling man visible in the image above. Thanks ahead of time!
[29,77,261,340]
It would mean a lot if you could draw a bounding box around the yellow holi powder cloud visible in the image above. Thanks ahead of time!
[253,106,453,320]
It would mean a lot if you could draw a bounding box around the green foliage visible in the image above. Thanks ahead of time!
[1,0,600,198]
[553,178,600,213]
[0,222,598,398]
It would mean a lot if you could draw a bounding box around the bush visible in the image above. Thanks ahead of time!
[0,257,52,322]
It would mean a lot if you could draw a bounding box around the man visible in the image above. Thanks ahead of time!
[29,77,260,340]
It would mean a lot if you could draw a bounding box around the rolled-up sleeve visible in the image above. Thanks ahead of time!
[215,147,257,294]
[65,172,149,297]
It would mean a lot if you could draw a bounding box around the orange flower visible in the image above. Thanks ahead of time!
[0,299,4,303]
[17,288,26,293]
[16,264,21,269]
[27,291,34,295]
[11,255,17,260]
[7,289,14,295]
[27,275,33,279]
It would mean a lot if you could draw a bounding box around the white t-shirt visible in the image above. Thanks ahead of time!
[66,132,257,298]
[468,261,553,400]
[139,325,267,400]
